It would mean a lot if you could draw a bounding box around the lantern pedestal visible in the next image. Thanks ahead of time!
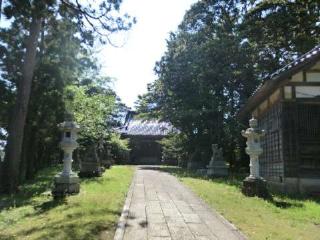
[242,177,270,199]
[101,159,111,169]
[207,163,228,177]
[78,163,103,178]
[52,173,80,198]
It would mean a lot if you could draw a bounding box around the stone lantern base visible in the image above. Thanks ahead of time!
[101,159,112,169]
[242,177,270,199]
[187,161,201,170]
[207,163,228,177]
[52,173,80,198]
[78,162,103,178]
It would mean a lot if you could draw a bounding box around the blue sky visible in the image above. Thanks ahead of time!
[99,0,197,108]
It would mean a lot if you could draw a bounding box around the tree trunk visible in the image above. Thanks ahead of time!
[1,17,42,193]
[19,131,29,183]
[0,0,2,21]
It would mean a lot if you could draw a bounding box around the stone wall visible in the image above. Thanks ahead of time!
[267,177,320,195]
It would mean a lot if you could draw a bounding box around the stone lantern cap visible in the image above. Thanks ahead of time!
[58,121,80,132]
[249,117,258,128]
[242,117,265,136]
[58,112,80,132]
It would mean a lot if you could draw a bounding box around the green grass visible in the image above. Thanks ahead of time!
[162,167,320,240]
[0,165,134,240]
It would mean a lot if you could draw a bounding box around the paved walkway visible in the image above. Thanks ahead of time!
[114,166,246,240]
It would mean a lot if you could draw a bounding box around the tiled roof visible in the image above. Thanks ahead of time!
[253,44,320,95]
[269,45,320,78]
[238,44,320,118]
[117,119,174,136]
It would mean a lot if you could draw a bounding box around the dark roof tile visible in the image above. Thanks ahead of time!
[117,120,174,136]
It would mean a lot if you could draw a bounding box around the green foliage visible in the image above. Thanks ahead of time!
[242,0,320,75]
[137,0,257,168]
[0,0,135,192]
[3,15,98,181]
[64,80,130,161]
[0,1,134,186]
[3,0,135,45]
[137,0,320,169]
[65,84,116,143]
[159,133,188,166]
[135,80,164,120]
[108,133,130,164]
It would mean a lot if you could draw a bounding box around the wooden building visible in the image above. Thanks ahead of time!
[118,112,173,165]
[239,45,320,195]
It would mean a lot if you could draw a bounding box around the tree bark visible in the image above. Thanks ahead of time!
[0,0,2,22]
[1,17,42,193]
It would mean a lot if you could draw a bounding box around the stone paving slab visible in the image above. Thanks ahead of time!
[114,166,247,240]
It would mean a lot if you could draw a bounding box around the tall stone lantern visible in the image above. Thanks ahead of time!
[241,117,269,198]
[52,113,80,198]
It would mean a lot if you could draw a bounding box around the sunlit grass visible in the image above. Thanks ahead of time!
[162,166,320,240]
[0,165,134,240]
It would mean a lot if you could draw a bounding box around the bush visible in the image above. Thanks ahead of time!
[159,133,188,166]
[108,133,130,164]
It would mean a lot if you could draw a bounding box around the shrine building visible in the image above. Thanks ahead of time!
[118,111,174,165]
[239,45,320,195]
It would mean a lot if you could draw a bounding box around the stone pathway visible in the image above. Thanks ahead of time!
[114,166,246,240]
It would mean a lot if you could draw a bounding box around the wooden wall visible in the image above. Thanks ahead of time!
[252,60,320,180]
[282,103,320,178]
[128,135,163,164]
[258,102,284,181]
[257,101,320,180]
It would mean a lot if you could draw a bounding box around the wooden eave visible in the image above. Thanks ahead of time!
[122,134,165,139]
[238,48,320,120]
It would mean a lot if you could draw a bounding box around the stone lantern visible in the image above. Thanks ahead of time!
[52,113,80,198]
[0,146,4,162]
[241,117,269,198]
